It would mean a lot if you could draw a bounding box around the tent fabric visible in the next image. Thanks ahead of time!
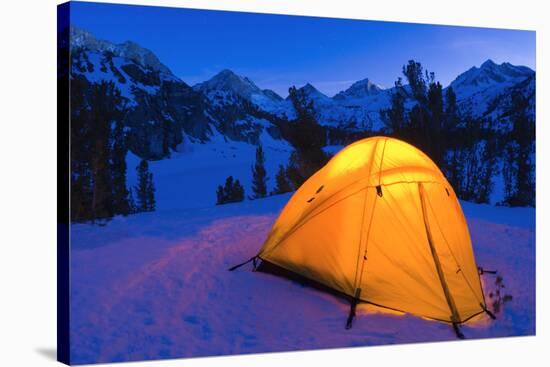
[258,136,486,323]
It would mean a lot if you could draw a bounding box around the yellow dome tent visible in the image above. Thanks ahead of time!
[230,136,494,337]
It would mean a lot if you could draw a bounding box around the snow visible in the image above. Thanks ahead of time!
[449,60,534,118]
[72,52,160,106]
[333,77,383,100]
[126,129,293,211]
[71,25,175,77]
[70,185,535,364]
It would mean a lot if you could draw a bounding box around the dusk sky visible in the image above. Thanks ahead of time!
[71,1,536,97]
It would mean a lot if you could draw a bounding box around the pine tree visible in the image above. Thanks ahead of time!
[381,60,447,167]
[216,185,225,205]
[216,176,245,205]
[70,76,94,221]
[135,159,155,212]
[442,87,461,190]
[477,134,497,204]
[251,145,267,199]
[127,188,137,214]
[146,171,156,211]
[222,176,235,204]
[380,78,407,135]
[162,119,172,158]
[426,80,445,166]
[503,91,535,206]
[444,87,459,131]
[285,86,328,187]
[231,179,245,203]
[402,60,428,103]
[70,78,127,222]
[111,118,130,215]
[272,164,293,195]
[88,81,125,220]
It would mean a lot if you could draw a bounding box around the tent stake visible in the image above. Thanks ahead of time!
[345,288,362,329]
[452,322,465,339]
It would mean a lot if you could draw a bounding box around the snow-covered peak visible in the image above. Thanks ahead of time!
[70,26,174,76]
[296,83,331,102]
[194,69,285,112]
[194,69,261,97]
[450,59,534,98]
[333,78,383,100]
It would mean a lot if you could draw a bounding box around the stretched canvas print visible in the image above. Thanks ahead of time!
[57,1,536,365]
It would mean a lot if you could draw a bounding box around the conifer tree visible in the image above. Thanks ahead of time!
[70,78,128,222]
[216,185,225,205]
[88,81,125,220]
[272,164,293,195]
[135,159,155,212]
[381,60,447,167]
[477,134,498,204]
[503,92,535,206]
[251,145,267,199]
[380,78,407,135]
[285,86,328,188]
[146,171,156,211]
[216,176,245,205]
[127,188,137,214]
[231,179,245,203]
[70,76,94,221]
[111,118,130,215]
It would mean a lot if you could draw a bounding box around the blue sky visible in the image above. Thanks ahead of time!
[70,1,536,97]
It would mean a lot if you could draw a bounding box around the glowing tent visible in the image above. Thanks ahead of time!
[231,136,494,337]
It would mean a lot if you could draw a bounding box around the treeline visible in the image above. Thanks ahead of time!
[380,60,535,207]
[71,77,156,222]
[215,60,534,208]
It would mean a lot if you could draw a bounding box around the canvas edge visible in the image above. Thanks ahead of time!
[57,1,71,365]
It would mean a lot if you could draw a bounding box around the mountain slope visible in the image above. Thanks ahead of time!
[449,59,535,118]
[71,26,176,78]
[333,78,383,100]
[194,69,292,118]
[70,27,288,160]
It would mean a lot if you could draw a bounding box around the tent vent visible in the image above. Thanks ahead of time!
[445,188,450,196]
[307,197,315,203]
[316,185,324,194]
[376,185,383,197]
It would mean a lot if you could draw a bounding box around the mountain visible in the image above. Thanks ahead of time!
[278,82,389,131]
[333,78,383,100]
[294,83,332,103]
[449,59,535,119]
[194,69,289,114]
[194,69,268,100]
[482,73,536,127]
[69,26,535,156]
[450,59,533,98]
[70,27,287,160]
[70,26,175,78]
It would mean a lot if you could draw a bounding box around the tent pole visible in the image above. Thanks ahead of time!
[419,183,464,339]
